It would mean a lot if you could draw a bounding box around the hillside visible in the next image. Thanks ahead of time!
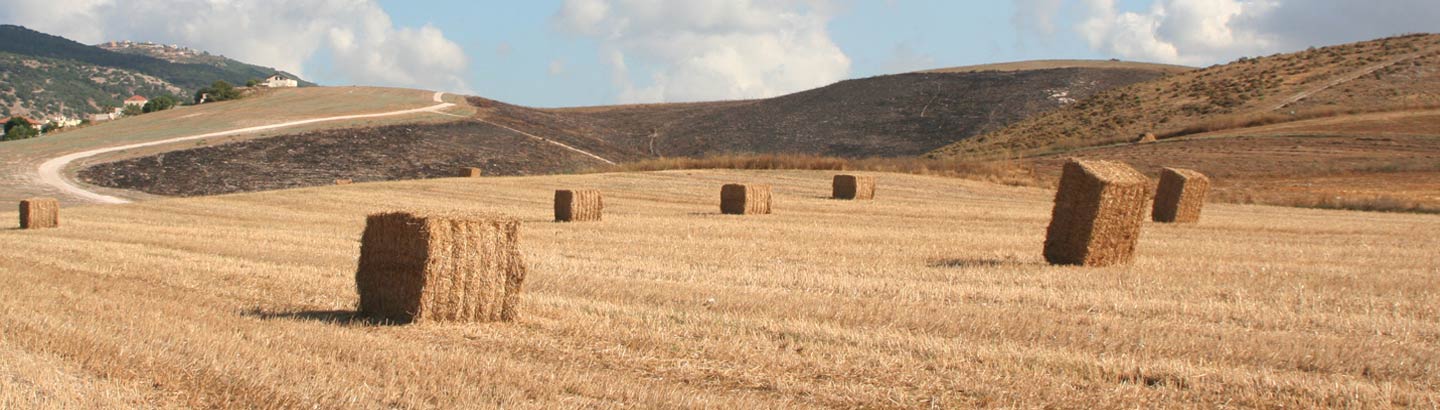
[550,67,1182,158]
[97,41,311,86]
[920,59,1193,74]
[0,87,472,203]
[2,170,1437,408]
[0,25,310,120]
[73,65,1178,197]
[931,34,1440,159]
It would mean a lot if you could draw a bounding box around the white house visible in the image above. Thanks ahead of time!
[262,74,298,88]
[124,95,149,107]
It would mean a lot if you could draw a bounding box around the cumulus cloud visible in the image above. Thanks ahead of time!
[553,0,852,103]
[1061,0,1440,65]
[0,0,471,92]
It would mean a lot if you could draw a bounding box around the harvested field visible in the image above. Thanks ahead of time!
[0,170,1436,408]
[1025,134,1440,210]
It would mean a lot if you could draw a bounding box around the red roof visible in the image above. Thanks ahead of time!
[7,116,42,126]
[125,95,148,102]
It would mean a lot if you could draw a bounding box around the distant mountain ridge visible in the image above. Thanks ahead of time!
[0,25,310,120]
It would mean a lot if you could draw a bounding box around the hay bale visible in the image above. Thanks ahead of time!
[355,211,527,324]
[458,167,483,178]
[335,179,353,185]
[832,175,876,200]
[1152,167,1210,223]
[554,189,603,222]
[1043,159,1149,266]
[720,184,772,215]
[1135,133,1157,144]
[18,198,59,229]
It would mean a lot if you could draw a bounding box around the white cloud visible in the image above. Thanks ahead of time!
[554,0,852,103]
[1064,0,1440,65]
[0,0,471,92]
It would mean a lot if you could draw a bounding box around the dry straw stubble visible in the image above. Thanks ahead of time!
[18,198,59,229]
[832,175,876,200]
[1043,159,1150,266]
[721,184,772,215]
[1153,167,1211,223]
[355,210,527,324]
[555,189,603,222]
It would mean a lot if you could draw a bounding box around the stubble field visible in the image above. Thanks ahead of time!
[0,170,1436,408]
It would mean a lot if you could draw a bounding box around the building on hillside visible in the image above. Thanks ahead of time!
[262,73,298,88]
[90,112,118,123]
[49,116,82,128]
[124,95,149,107]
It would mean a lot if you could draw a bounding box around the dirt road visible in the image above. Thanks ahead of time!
[35,92,456,204]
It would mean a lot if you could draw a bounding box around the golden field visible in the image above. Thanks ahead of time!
[0,170,1436,408]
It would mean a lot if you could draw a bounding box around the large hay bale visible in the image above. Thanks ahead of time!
[1135,133,1157,144]
[720,184,772,215]
[18,198,59,229]
[832,175,876,200]
[355,211,527,324]
[458,167,483,178]
[554,189,603,222]
[335,179,353,185]
[1153,167,1210,223]
[1043,159,1149,266]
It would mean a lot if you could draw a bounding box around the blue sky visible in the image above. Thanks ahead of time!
[3,0,1436,107]
[372,1,1122,107]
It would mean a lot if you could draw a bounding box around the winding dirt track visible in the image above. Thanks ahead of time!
[36,92,456,204]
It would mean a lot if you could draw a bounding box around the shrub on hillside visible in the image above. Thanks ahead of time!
[143,95,178,113]
[193,80,242,104]
[2,117,38,141]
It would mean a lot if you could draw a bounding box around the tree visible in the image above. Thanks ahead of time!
[143,95,178,113]
[246,78,260,87]
[193,80,242,104]
[122,104,144,117]
[2,118,39,141]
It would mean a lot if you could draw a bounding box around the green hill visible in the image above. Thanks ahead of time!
[0,25,311,120]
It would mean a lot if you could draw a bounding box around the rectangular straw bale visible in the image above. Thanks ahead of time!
[335,179,353,185]
[832,175,876,200]
[1043,159,1149,266]
[1152,167,1210,223]
[720,184,772,215]
[355,211,526,324]
[458,167,483,178]
[18,198,59,229]
[554,189,603,222]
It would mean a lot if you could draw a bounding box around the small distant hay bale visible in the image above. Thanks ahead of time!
[335,179,353,185]
[1135,133,1157,144]
[458,167,483,178]
[1152,167,1210,223]
[554,189,603,222]
[720,184,772,215]
[355,210,527,324]
[832,175,876,200]
[1043,159,1149,266]
[18,198,59,229]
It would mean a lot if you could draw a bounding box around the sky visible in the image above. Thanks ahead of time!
[2,0,1437,107]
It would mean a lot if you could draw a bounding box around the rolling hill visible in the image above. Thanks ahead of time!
[0,25,310,120]
[74,62,1184,197]
[931,34,1440,159]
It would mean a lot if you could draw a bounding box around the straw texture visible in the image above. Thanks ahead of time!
[555,189,603,222]
[355,211,527,324]
[1043,159,1149,266]
[18,198,59,229]
[832,175,876,200]
[720,184,772,215]
[1153,167,1210,223]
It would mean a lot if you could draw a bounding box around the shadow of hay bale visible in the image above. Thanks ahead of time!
[927,257,1042,269]
[242,309,399,326]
